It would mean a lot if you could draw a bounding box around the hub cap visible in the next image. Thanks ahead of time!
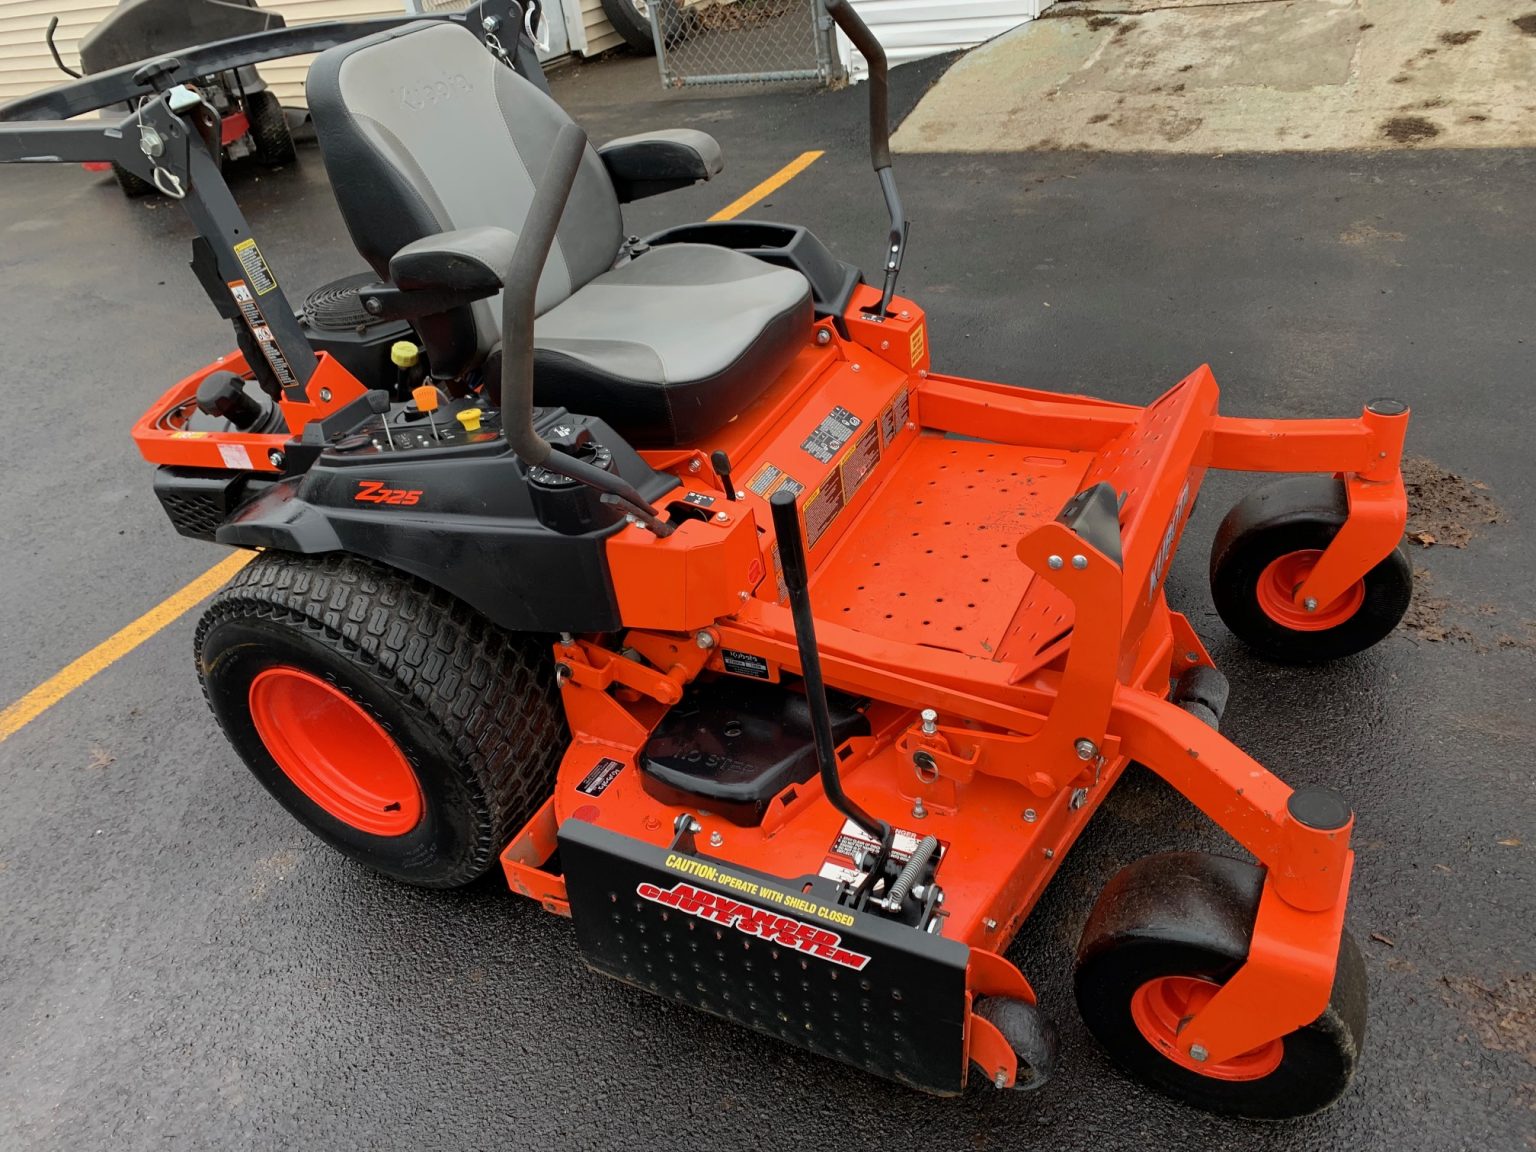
[248,666,422,836]
[1255,549,1365,631]
[1129,975,1285,1081]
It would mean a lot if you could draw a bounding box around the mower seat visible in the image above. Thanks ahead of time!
[307,21,812,448]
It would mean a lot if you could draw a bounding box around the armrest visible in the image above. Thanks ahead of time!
[597,129,723,204]
[359,226,518,323]
[389,225,519,292]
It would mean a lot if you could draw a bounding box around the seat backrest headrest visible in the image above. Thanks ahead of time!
[307,21,623,378]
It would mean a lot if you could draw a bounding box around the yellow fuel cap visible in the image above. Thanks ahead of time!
[390,341,420,368]
[455,408,483,432]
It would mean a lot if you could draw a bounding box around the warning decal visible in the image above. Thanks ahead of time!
[909,322,926,367]
[747,461,805,500]
[233,238,278,296]
[576,757,624,797]
[803,470,845,549]
[819,818,947,886]
[879,388,910,447]
[800,405,861,464]
[839,423,881,500]
[228,280,298,390]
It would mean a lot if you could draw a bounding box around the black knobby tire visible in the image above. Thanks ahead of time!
[1074,851,1367,1119]
[1209,475,1412,663]
[112,161,154,198]
[195,551,567,888]
[246,89,297,166]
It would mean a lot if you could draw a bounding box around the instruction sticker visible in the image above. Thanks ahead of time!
[228,279,298,390]
[819,818,948,886]
[800,405,861,464]
[839,424,881,499]
[682,491,716,507]
[233,238,278,295]
[720,649,770,680]
[909,322,926,367]
[879,388,910,447]
[576,757,624,797]
[802,470,845,549]
[747,461,804,500]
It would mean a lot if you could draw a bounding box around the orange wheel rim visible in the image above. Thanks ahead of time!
[1129,975,1284,1081]
[248,666,422,837]
[1255,549,1365,631]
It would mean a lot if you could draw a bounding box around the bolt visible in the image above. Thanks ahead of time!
[851,363,861,373]
[983,918,998,931]
[1303,597,1318,612]
[912,797,927,820]
[709,830,723,848]
[696,630,716,649]
[363,297,383,316]
[1047,555,1064,570]
[688,458,702,473]
[558,631,575,646]
[715,511,730,523]
[815,328,832,346]
[994,1070,1007,1090]
[1185,651,1200,662]
[267,449,284,467]
[738,590,750,601]
[318,387,332,403]
[1071,554,1088,570]
[900,311,911,320]
[1043,848,1054,859]
[482,15,500,30]
[690,818,702,834]
[920,708,938,735]
[1075,738,1098,761]
[880,340,890,350]
[1189,1044,1209,1063]
[1023,808,1037,823]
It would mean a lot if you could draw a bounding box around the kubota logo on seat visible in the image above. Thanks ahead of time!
[637,881,872,971]
[355,480,423,506]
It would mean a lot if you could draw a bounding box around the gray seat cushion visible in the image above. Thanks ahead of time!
[533,244,812,447]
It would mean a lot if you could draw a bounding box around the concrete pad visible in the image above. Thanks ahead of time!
[894,0,1536,152]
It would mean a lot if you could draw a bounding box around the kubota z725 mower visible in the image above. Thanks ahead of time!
[0,0,1413,1119]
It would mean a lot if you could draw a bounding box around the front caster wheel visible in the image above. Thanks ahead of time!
[1074,851,1367,1119]
[1210,475,1411,663]
[195,552,567,888]
[971,997,1058,1091]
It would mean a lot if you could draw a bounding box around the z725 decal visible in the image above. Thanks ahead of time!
[354,480,423,506]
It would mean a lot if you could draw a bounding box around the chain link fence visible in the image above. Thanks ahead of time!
[649,0,841,87]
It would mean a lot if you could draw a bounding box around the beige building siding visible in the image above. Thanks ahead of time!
[0,0,618,111]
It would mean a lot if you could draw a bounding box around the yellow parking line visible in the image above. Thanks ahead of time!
[710,150,823,221]
[0,550,254,743]
[0,151,828,743]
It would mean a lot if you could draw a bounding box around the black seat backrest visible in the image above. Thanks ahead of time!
[307,21,624,379]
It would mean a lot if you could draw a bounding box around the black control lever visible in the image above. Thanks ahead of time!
[498,123,673,537]
[768,489,893,902]
[710,450,738,501]
[824,0,908,319]
[45,18,83,79]
[364,389,396,450]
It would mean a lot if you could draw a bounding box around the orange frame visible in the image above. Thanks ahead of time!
[490,285,1407,1088]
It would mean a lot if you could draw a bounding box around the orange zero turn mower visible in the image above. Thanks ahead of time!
[0,0,1411,1120]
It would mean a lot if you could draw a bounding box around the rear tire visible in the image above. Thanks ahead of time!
[195,551,567,888]
[112,161,154,198]
[1074,851,1367,1119]
[247,89,297,166]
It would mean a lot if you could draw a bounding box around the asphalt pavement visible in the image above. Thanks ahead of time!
[1,49,1532,1152]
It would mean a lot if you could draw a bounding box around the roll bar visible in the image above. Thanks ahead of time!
[824,0,908,319]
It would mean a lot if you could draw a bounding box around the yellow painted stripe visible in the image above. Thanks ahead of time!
[0,550,254,743]
[0,151,830,743]
[709,150,824,222]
